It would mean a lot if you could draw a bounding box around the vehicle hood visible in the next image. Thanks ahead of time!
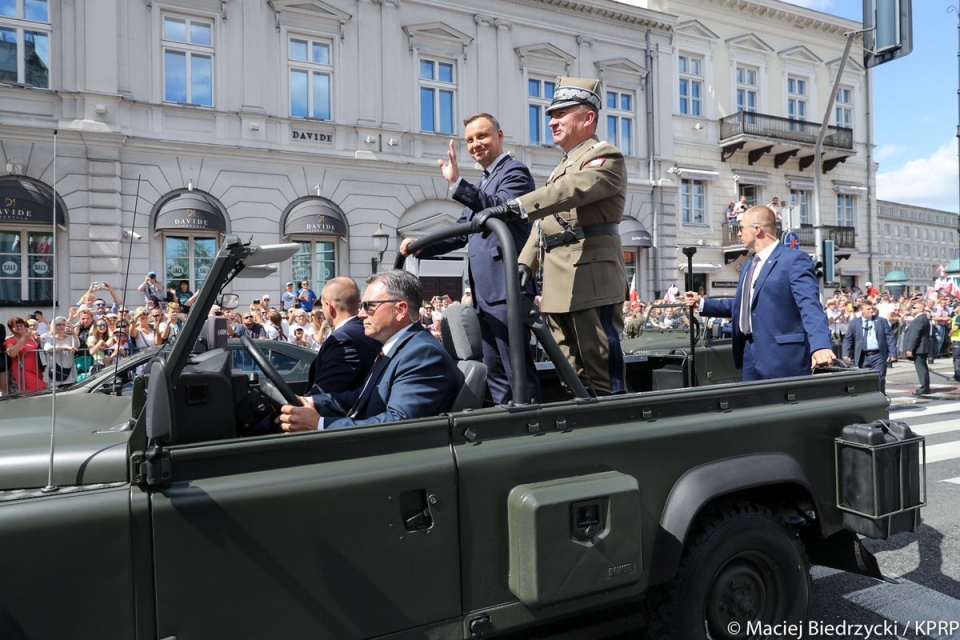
[622,333,692,354]
[0,394,133,492]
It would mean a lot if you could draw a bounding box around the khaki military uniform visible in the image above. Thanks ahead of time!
[518,136,627,395]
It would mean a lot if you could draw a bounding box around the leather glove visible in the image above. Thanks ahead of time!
[474,200,521,228]
[519,264,534,288]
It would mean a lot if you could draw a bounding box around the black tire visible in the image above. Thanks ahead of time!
[645,501,810,640]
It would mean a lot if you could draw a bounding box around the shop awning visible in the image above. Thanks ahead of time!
[679,262,723,273]
[282,197,348,237]
[155,192,227,233]
[619,218,652,247]
[734,172,773,187]
[0,177,66,227]
[673,167,719,181]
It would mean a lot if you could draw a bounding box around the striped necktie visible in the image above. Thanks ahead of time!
[348,350,385,418]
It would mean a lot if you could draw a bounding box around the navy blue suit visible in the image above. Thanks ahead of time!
[418,154,539,404]
[314,324,459,429]
[702,243,832,381]
[842,315,897,393]
[306,316,381,399]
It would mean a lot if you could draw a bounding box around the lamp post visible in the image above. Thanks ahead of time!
[953,6,960,266]
[371,223,389,273]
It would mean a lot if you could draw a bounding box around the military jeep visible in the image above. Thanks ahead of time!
[0,221,923,640]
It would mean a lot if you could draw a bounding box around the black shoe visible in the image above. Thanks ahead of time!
[912,388,929,396]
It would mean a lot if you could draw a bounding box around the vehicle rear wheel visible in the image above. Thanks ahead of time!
[645,500,810,640]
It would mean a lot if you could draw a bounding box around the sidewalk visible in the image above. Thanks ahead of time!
[885,357,960,405]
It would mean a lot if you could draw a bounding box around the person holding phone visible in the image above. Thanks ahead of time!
[137,271,163,306]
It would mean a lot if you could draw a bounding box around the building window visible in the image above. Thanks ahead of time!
[162,15,214,106]
[787,75,807,127]
[789,189,810,225]
[835,86,853,130]
[836,194,854,227]
[884,223,890,236]
[0,0,51,88]
[419,57,455,134]
[289,37,332,120]
[291,240,336,291]
[736,65,758,114]
[681,179,705,225]
[606,89,634,156]
[164,235,217,292]
[678,54,702,116]
[527,77,555,145]
[894,243,901,256]
[0,228,53,304]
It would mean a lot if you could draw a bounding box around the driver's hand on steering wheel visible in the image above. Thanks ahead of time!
[279,400,321,432]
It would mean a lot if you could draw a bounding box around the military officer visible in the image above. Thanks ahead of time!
[476,77,627,396]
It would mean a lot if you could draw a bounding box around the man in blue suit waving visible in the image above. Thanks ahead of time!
[400,113,539,404]
[684,205,835,381]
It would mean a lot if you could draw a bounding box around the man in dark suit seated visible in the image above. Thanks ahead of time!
[306,277,381,397]
[279,270,459,431]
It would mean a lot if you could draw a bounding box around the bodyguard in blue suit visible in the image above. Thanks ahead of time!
[685,205,835,381]
[842,298,897,393]
[305,277,381,398]
[279,270,459,431]
[401,113,540,404]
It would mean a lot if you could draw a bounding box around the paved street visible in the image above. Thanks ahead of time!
[533,359,960,640]
[807,358,960,640]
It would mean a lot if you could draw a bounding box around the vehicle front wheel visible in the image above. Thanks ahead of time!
[645,501,810,640]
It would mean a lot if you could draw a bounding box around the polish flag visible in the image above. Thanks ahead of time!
[629,272,638,302]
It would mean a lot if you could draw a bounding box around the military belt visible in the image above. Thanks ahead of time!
[542,223,620,251]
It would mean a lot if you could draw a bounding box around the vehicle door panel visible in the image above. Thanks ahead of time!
[150,419,460,640]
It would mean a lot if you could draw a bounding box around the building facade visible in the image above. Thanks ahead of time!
[645,0,876,296]
[876,200,960,291]
[0,0,676,317]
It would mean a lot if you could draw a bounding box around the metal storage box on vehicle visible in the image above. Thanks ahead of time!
[507,471,642,607]
[835,420,925,539]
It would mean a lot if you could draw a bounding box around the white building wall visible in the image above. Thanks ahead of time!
[0,0,677,315]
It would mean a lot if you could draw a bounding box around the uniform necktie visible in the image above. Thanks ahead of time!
[740,256,760,335]
[348,350,385,418]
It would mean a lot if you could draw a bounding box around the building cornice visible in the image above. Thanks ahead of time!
[509,0,677,32]
[698,0,860,36]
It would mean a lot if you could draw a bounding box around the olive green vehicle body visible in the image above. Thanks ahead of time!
[0,235,907,640]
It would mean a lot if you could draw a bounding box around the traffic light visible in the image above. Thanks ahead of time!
[815,260,824,280]
[863,0,913,68]
[823,239,835,283]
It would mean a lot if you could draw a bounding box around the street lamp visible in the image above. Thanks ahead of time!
[371,223,389,273]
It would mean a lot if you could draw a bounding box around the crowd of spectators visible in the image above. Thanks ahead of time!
[5,273,959,397]
[619,282,960,366]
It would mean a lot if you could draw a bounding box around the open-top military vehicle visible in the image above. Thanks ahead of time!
[0,218,924,640]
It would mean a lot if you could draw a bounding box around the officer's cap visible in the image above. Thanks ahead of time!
[545,77,602,115]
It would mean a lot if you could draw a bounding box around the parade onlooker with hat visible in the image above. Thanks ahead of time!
[281,282,298,311]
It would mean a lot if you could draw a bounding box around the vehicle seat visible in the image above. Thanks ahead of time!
[440,303,487,411]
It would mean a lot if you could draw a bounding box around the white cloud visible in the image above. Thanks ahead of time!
[873,143,904,164]
[876,140,960,212]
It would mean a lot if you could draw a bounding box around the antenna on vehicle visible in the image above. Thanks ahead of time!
[112,175,143,387]
[41,130,59,494]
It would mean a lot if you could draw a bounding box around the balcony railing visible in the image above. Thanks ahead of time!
[722,223,856,249]
[719,111,853,150]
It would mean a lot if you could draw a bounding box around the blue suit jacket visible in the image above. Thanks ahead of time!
[307,316,381,398]
[314,324,460,429]
[418,155,535,312]
[702,243,832,380]
[842,315,896,363]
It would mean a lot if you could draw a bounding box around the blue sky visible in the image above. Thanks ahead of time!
[785,0,959,212]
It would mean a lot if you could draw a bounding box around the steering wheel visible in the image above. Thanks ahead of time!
[240,335,303,406]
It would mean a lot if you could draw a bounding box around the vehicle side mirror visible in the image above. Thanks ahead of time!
[145,357,174,445]
[220,293,240,310]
